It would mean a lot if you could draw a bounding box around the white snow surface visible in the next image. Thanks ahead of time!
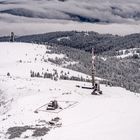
[0,42,140,140]
[116,48,140,58]
[57,36,70,41]
[0,42,90,79]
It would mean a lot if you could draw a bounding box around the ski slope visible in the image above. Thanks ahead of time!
[0,42,140,140]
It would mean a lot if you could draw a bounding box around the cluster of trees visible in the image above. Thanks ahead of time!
[96,57,140,92]
[48,58,64,65]
[30,70,58,81]
[30,70,90,82]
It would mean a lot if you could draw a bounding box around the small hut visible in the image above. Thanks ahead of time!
[47,100,59,110]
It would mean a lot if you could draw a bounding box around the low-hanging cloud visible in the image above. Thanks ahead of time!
[0,0,140,36]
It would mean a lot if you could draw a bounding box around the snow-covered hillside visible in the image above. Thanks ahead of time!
[0,42,140,140]
[116,48,140,59]
[0,42,90,79]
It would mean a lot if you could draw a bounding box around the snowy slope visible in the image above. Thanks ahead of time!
[0,42,140,140]
[116,48,140,58]
[0,42,90,79]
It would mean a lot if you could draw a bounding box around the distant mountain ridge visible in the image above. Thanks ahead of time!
[0,31,140,54]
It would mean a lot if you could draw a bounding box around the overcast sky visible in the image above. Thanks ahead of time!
[0,0,140,36]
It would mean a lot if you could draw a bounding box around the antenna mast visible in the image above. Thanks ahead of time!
[92,48,95,88]
[10,32,14,42]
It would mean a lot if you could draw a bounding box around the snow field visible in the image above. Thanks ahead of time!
[0,42,140,140]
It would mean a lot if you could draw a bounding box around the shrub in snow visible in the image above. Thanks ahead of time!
[7,72,10,77]
[132,54,139,59]
[44,72,53,79]
[60,75,69,80]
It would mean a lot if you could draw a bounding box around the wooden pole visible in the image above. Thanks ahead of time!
[92,48,95,88]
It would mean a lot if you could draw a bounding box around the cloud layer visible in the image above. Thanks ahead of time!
[1,0,140,23]
[0,0,140,36]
